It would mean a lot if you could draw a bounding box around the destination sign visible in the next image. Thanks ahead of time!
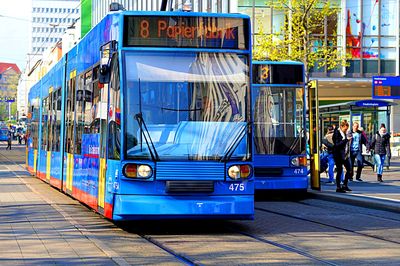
[123,15,248,50]
[372,76,400,99]
[253,63,304,85]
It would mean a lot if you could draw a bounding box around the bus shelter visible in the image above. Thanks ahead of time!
[319,99,396,140]
[319,99,396,168]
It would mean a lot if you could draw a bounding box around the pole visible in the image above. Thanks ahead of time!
[308,80,320,190]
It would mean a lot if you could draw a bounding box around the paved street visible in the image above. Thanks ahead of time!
[0,142,400,265]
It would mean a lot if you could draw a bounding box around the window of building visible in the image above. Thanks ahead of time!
[345,0,397,75]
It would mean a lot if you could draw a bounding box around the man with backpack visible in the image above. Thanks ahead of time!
[321,125,335,183]
[349,122,367,181]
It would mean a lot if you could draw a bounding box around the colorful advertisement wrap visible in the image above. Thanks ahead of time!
[81,134,100,205]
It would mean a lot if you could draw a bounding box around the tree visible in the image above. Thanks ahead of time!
[254,0,349,81]
[0,70,20,121]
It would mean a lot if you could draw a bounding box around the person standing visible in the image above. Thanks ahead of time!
[370,126,391,182]
[349,122,367,181]
[359,126,374,170]
[322,125,335,183]
[333,120,353,193]
[6,126,13,150]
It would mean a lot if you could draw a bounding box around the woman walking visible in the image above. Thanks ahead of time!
[370,127,391,182]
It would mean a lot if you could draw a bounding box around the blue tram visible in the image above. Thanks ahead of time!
[26,10,254,220]
[252,61,308,191]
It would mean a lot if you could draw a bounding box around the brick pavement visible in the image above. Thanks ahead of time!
[0,143,182,265]
[312,157,400,213]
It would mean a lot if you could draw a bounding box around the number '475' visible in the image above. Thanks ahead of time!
[229,183,245,191]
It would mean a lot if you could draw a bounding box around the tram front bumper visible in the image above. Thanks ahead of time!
[255,176,308,190]
[112,194,254,220]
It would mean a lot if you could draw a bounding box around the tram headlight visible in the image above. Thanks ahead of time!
[228,165,240,180]
[137,165,152,178]
[123,164,153,179]
[228,165,251,180]
[290,156,307,167]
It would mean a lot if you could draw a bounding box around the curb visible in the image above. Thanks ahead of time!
[308,190,400,214]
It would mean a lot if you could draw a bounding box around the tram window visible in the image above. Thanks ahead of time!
[253,87,305,155]
[41,97,49,151]
[91,66,101,134]
[74,75,85,155]
[83,69,94,134]
[52,88,61,152]
[108,55,121,160]
[31,103,40,150]
[65,76,76,154]
[47,93,53,152]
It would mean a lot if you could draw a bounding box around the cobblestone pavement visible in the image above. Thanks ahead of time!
[0,143,399,265]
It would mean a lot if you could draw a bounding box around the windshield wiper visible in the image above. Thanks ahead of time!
[220,122,251,162]
[134,112,160,161]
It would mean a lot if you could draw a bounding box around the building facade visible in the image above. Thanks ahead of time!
[239,0,400,135]
[18,0,81,118]
[29,0,80,67]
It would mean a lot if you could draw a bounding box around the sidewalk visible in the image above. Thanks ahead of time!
[309,158,400,213]
[0,143,180,265]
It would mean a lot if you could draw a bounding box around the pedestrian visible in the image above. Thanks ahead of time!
[6,126,12,150]
[369,126,391,182]
[359,126,374,170]
[349,122,367,181]
[321,125,335,183]
[332,120,352,193]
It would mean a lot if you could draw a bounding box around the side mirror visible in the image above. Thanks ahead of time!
[99,40,117,85]
[99,65,110,84]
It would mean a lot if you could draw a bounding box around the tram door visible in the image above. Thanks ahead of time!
[307,80,320,190]
[97,79,109,213]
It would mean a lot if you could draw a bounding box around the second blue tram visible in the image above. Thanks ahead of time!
[252,61,308,191]
[26,10,254,220]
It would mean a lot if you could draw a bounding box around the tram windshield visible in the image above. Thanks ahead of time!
[124,52,249,161]
[253,86,306,155]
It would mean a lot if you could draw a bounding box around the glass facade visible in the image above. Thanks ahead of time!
[239,0,400,77]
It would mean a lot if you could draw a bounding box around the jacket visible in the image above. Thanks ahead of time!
[350,129,367,153]
[370,132,390,156]
[332,128,349,161]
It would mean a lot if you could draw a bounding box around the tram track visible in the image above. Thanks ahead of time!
[227,227,339,266]
[138,234,197,266]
